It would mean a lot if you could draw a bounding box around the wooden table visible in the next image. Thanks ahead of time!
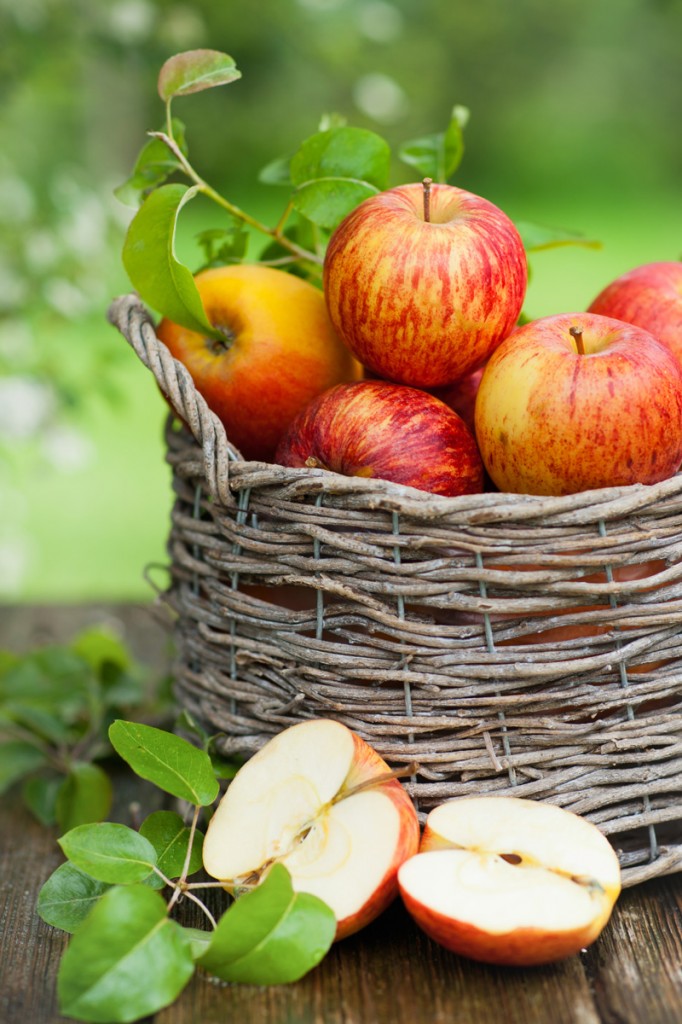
[2,603,681,1024]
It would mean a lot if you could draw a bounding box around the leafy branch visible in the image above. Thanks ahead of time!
[37,719,337,1023]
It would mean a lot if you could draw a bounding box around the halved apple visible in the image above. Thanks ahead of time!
[398,796,621,966]
[202,719,420,940]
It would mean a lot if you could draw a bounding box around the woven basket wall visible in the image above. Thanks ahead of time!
[109,293,682,888]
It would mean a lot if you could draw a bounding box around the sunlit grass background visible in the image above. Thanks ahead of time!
[3,0,681,602]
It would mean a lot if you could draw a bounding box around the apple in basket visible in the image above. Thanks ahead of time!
[474,311,682,495]
[202,719,420,940]
[274,379,485,496]
[156,263,361,462]
[587,261,682,368]
[398,796,621,966]
[323,180,527,388]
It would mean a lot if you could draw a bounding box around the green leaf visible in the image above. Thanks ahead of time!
[71,628,131,676]
[139,810,204,887]
[399,104,469,182]
[56,762,114,832]
[290,126,391,229]
[0,647,96,712]
[57,885,194,1023]
[0,739,47,794]
[109,720,219,806]
[158,49,241,101]
[23,772,62,825]
[515,220,602,253]
[114,119,188,208]
[122,182,221,336]
[38,861,111,934]
[58,822,157,884]
[197,863,336,985]
[258,154,293,186]
[196,223,249,268]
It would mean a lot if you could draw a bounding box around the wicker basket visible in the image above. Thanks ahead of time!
[109,293,682,888]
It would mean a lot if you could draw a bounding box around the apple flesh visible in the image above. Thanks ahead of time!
[274,379,485,497]
[202,719,420,941]
[323,181,527,388]
[474,311,682,495]
[588,261,682,368]
[156,263,361,462]
[398,796,621,967]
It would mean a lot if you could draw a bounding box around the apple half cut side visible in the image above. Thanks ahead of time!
[202,719,420,940]
[398,796,621,967]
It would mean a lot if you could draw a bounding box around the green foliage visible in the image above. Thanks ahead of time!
[37,719,337,1023]
[0,626,167,830]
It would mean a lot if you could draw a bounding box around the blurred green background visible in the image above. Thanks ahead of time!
[2,0,681,602]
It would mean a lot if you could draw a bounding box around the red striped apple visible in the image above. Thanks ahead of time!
[474,311,682,495]
[202,719,420,941]
[274,379,484,496]
[398,796,621,967]
[323,180,527,388]
[588,261,682,367]
[156,263,361,461]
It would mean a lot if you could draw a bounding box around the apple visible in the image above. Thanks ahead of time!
[431,364,486,435]
[323,180,528,388]
[474,311,682,496]
[156,263,361,462]
[202,718,420,941]
[398,795,621,967]
[274,379,485,496]
[587,261,682,367]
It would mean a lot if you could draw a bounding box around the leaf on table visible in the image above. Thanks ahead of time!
[56,762,114,832]
[109,719,219,806]
[139,810,204,887]
[0,739,48,794]
[58,822,157,885]
[290,125,391,229]
[197,863,336,985]
[122,182,221,337]
[158,49,241,101]
[38,861,112,934]
[399,104,469,182]
[57,885,194,1023]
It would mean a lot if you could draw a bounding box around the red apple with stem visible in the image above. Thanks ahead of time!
[274,379,485,497]
[202,719,420,941]
[474,311,682,496]
[587,261,682,367]
[156,263,362,462]
[323,179,527,388]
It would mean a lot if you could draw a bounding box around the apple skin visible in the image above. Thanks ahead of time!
[474,311,682,496]
[587,261,682,367]
[274,379,485,497]
[323,182,528,388]
[156,264,362,462]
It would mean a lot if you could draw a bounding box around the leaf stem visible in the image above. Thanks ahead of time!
[149,131,323,266]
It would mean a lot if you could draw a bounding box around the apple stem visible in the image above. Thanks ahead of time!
[422,177,432,223]
[334,761,420,805]
[569,325,585,355]
[305,455,331,472]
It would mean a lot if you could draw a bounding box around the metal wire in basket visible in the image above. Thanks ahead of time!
[109,293,682,887]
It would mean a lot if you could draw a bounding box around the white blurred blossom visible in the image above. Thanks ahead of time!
[23,229,60,273]
[0,377,56,440]
[0,262,29,313]
[41,424,96,474]
[158,5,207,49]
[356,1,404,43]
[43,277,91,318]
[106,0,156,44]
[0,318,34,362]
[353,72,409,124]
[0,535,31,597]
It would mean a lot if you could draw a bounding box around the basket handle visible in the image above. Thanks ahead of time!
[107,293,240,506]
